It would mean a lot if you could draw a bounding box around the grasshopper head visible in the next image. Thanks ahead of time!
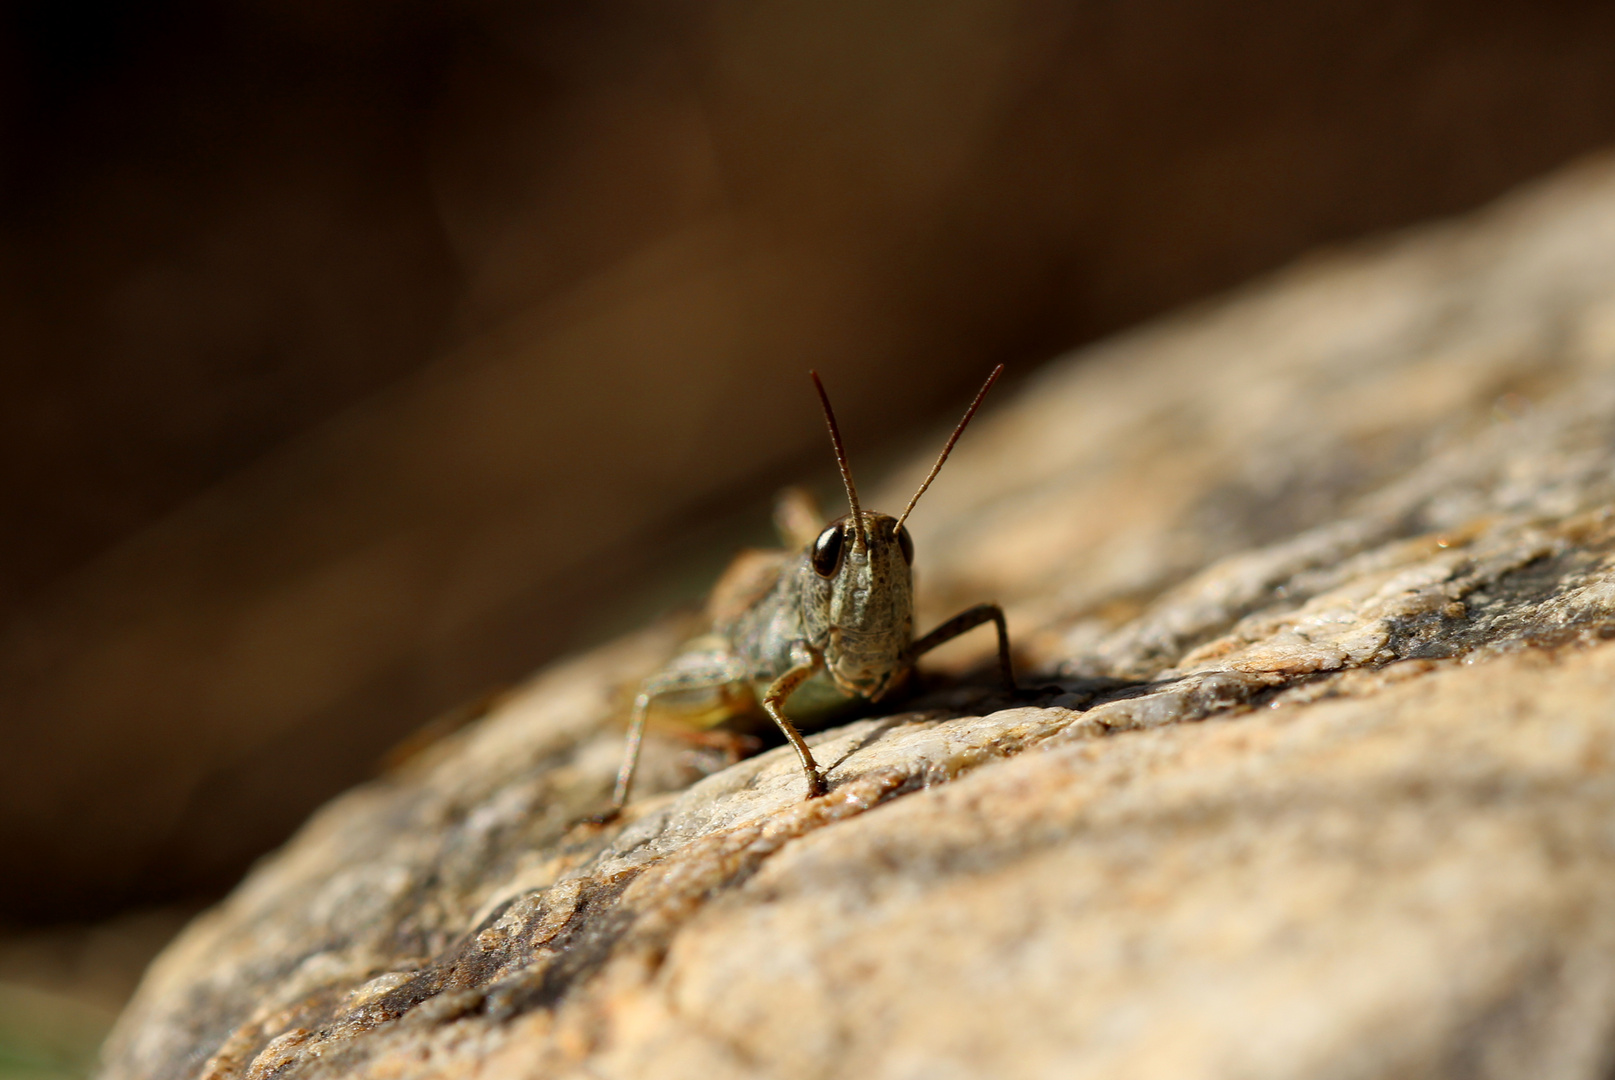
[799,510,915,700]
[802,364,1001,701]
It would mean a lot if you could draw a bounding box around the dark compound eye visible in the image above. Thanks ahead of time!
[811,524,845,578]
[895,523,914,565]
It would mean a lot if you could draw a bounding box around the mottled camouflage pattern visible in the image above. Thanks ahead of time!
[726,509,914,711]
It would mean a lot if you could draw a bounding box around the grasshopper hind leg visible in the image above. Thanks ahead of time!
[772,486,825,550]
[604,653,748,819]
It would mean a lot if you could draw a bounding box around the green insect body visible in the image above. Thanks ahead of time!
[608,366,1016,814]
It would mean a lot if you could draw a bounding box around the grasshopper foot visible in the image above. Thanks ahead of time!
[585,806,624,826]
[804,768,828,800]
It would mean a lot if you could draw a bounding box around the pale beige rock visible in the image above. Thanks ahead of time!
[102,154,1615,1080]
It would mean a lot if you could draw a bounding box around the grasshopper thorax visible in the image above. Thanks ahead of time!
[799,510,915,700]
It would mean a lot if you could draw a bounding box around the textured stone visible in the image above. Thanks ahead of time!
[103,154,1615,1080]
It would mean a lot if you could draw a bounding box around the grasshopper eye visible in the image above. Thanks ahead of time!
[811,524,845,577]
[896,523,914,565]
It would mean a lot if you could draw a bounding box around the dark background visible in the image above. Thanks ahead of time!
[6,0,1615,937]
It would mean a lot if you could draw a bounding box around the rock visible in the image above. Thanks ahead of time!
[101,153,1615,1080]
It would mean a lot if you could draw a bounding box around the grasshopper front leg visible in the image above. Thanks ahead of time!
[908,602,1017,693]
[761,648,829,799]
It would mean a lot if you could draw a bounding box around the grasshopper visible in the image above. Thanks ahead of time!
[607,365,1015,815]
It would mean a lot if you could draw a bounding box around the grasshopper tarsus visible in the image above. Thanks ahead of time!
[605,367,1009,814]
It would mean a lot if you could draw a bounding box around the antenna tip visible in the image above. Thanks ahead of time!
[892,362,1005,532]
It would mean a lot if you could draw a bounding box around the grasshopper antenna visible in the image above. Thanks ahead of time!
[894,364,1004,535]
[809,370,866,549]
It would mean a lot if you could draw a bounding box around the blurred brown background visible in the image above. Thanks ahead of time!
[6,0,1615,1036]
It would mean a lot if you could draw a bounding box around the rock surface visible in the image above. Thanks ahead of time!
[103,154,1615,1080]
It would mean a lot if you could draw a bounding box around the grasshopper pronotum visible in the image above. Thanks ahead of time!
[607,366,1016,815]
